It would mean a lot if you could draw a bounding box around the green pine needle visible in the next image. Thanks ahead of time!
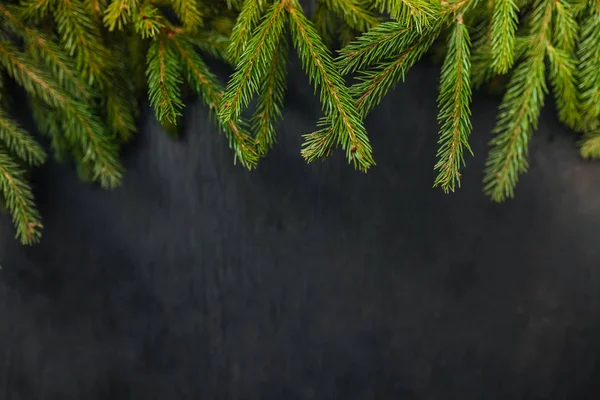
[147,35,184,124]
[103,0,137,31]
[227,0,267,60]
[374,0,439,32]
[173,36,259,169]
[220,0,288,123]
[349,27,439,117]
[170,0,203,32]
[54,0,110,85]
[580,130,600,159]
[252,33,288,156]
[434,16,473,193]
[547,45,579,130]
[133,3,165,39]
[318,0,379,32]
[337,21,411,75]
[0,108,47,166]
[491,0,518,73]
[575,4,600,132]
[483,0,552,202]
[287,0,374,170]
[0,147,42,245]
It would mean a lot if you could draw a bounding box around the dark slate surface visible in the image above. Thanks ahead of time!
[1,58,600,399]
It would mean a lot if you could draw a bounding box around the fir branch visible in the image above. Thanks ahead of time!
[54,0,110,84]
[0,3,92,100]
[252,33,288,156]
[30,99,72,161]
[227,0,267,60]
[579,130,600,159]
[313,2,338,47]
[146,34,184,124]
[0,108,47,166]
[0,147,42,244]
[286,0,373,170]
[191,30,230,62]
[575,4,600,132]
[103,0,137,30]
[483,0,551,201]
[547,45,579,129]
[337,21,411,75]
[169,0,203,32]
[19,0,55,20]
[133,3,165,38]
[434,16,473,193]
[105,81,138,141]
[172,36,259,169]
[349,27,439,117]
[219,0,287,123]
[552,0,578,54]
[374,0,439,31]
[318,0,379,32]
[0,40,122,187]
[491,0,518,73]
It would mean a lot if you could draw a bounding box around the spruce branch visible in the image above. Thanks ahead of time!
[219,0,288,123]
[0,108,47,166]
[227,0,268,60]
[252,33,289,156]
[133,3,165,38]
[0,39,122,187]
[54,0,110,85]
[103,0,137,31]
[491,0,518,73]
[575,4,600,132]
[483,0,551,202]
[173,35,259,168]
[337,21,411,75]
[286,0,374,170]
[169,0,204,32]
[0,3,92,100]
[349,27,439,117]
[318,0,379,32]
[552,0,578,54]
[434,15,473,193]
[547,45,579,129]
[374,0,439,31]
[146,34,184,124]
[580,130,600,159]
[0,147,42,244]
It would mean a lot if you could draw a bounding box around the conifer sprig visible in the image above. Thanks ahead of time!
[287,0,374,170]
[483,0,551,201]
[434,15,473,193]
[318,0,379,32]
[491,0,518,73]
[219,1,288,123]
[0,147,42,244]
[375,0,439,31]
[576,3,600,133]
[173,36,259,168]
[580,130,600,159]
[227,0,267,60]
[252,34,289,156]
[0,109,47,166]
[146,35,184,124]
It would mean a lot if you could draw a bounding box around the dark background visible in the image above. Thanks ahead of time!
[1,54,600,398]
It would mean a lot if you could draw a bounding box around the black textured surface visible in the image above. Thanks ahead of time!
[1,59,600,399]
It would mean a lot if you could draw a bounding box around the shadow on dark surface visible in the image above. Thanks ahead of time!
[1,59,600,399]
